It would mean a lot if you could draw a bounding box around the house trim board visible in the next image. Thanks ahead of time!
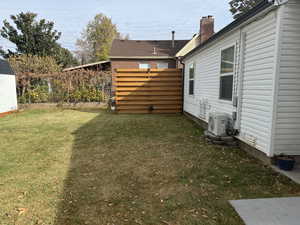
[269,5,284,157]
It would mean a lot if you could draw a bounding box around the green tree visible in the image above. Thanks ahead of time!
[76,13,123,63]
[1,12,61,56]
[8,54,61,74]
[1,12,77,68]
[229,0,261,19]
[54,44,78,68]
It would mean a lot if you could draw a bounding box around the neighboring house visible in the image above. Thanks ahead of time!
[110,35,188,71]
[0,59,18,116]
[182,0,300,158]
[109,36,189,90]
[63,60,111,72]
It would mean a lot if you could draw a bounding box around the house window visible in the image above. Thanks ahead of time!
[189,63,195,95]
[220,46,235,100]
[139,63,150,69]
[157,62,169,69]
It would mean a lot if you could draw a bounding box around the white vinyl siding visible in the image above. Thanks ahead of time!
[0,74,18,114]
[273,0,300,155]
[183,8,278,155]
[238,11,277,155]
[184,31,240,121]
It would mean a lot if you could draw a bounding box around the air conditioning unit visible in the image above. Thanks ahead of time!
[208,113,229,136]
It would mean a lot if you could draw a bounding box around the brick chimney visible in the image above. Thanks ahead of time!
[200,16,214,44]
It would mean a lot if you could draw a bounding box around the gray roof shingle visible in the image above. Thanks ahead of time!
[110,39,189,58]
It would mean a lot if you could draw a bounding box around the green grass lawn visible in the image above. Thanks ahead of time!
[0,109,299,225]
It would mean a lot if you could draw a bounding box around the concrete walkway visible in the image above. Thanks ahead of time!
[230,197,300,225]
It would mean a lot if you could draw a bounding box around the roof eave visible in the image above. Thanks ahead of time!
[63,60,110,72]
[109,56,175,60]
[182,0,275,59]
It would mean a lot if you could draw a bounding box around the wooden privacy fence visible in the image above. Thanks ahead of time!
[115,68,183,114]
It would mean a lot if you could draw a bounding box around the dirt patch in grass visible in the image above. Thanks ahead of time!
[0,109,300,225]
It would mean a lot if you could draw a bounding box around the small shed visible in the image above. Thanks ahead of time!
[0,59,18,115]
[62,60,111,72]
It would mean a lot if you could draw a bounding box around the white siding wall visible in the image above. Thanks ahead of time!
[184,9,278,156]
[0,74,18,114]
[239,11,277,155]
[184,31,240,120]
[274,0,300,155]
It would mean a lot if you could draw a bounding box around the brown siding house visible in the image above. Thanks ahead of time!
[109,38,189,91]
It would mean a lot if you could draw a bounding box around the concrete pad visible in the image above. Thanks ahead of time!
[230,197,300,225]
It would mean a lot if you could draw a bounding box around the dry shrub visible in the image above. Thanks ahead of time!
[16,70,111,104]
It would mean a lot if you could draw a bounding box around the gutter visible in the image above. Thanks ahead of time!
[178,57,185,113]
[235,31,247,131]
[182,0,275,60]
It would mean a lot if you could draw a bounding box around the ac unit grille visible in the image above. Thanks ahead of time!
[208,113,229,136]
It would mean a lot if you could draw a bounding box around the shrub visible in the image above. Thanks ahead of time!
[16,70,111,104]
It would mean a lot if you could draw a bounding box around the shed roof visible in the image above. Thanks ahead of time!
[0,59,14,75]
[63,60,110,72]
[110,39,189,59]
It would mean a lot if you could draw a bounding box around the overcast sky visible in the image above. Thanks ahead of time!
[0,0,233,52]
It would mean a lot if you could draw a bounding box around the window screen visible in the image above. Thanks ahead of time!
[139,63,150,69]
[221,46,235,74]
[220,46,235,101]
[220,75,233,100]
[189,63,195,95]
[157,62,169,69]
[189,80,194,95]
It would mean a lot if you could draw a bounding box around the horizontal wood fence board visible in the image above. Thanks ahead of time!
[116,77,182,82]
[116,96,182,101]
[116,82,182,87]
[118,110,182,114]
[116,73,181,77]
[116,87,182,91]
[115,68,180,73]
[117,105,182,110]
[115,68,182,114]
[116,91,181,96]
[117,101,182,105]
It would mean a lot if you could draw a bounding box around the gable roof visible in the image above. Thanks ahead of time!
[110,39,189,59]
[0,59,14,75]
[176,34,201,57]
[183,0,274,59]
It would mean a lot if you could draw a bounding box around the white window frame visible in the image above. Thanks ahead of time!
[157,62,169,69]
[188,62,195,96]
[219,44,235,101]
[139,63,150,69]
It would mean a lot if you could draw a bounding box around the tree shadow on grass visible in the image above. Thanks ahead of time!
[53,111,213,225]
[53,110,298,225]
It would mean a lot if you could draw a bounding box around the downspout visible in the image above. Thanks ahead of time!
[179,57,185,114]
[235,30,247,131]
